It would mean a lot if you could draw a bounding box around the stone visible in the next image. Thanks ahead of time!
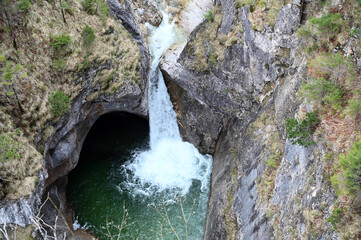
[274,4,302,35]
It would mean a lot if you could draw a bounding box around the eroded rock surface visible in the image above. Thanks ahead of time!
[160,0,339,239]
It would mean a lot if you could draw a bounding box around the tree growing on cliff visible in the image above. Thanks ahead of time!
[0,59,26,115]
[0,0,18,49]
[48,90,70,117]
[285,112,319,147]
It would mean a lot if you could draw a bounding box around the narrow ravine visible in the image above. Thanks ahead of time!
[67,9,213,240]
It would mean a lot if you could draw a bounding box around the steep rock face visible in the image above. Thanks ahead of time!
[161,0,339,239]
[0,0,150,229]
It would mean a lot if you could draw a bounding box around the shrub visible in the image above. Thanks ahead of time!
[81,25,95,49]
[97,0,110,21]
[81,0,97,15]
[204,9,215,22]
[51,59,66,71]
[17,0,31,12]
[286,112,319,147]
[308,53,357,91]
[1,61,25,96]
[327,208,342,228]
[265,152,281,168]
[0,134,20,162]
[300,78,345,111]
[48,90,70,117]
[50,34,71,51]
[309,13,343,34]
[338,140,361,197]
[61,0,74,15]
[347,99,361,120]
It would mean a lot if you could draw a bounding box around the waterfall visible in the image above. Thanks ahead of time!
[122,10,212,199]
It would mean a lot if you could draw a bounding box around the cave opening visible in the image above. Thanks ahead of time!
[67,111,211,239]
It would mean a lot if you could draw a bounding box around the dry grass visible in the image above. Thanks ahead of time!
[0,0,140,199]
[247,0,291,32]
[186,6,243,72]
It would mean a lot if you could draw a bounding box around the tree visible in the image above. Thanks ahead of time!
[0,0,18,49]
[59,0,67,24]
[48,90,70,117]
[0,60,26,115]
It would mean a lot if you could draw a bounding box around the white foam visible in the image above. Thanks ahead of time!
[121,9,212,200]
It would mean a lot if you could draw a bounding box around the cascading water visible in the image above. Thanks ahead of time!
[122,10,212,199]
[67,8,212,240]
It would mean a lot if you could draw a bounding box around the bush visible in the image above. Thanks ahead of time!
[81,0,97,15]
[309,13,343,34]
[308,53,357,91]
[17,0,31,12]
[265,152,281,168]
[300,78,345,111]
[338,140,361,197]
[48,90,70,117]
[51,59,66,71]
[327,208,342,228]
[81,25,95,49]
[0,134,20,162]
[286,112,319,147]
[347,99,361,120]
[97,0,110,21]
[50,34,71,51]
[204,9,215,22]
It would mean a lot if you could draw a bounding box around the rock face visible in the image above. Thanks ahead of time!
[0,0,150,229]
[160,0,339,239]
[0,0,348,239]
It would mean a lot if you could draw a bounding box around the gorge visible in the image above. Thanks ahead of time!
[0,0,360,239]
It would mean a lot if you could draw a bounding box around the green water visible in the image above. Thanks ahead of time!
[67,112,209,239]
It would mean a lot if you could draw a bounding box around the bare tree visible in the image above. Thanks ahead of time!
[0,0,18,49]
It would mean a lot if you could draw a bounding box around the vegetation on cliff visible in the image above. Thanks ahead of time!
[0,0,140,201]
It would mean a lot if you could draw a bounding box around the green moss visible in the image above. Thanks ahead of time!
[223,189,237,240]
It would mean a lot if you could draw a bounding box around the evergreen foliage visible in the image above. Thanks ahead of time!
[48,90,70,117]
[81,25,95,49]
[81,0,97,15]
[309,13,343,34]
[300,77,345,111]
[327,208,342,228]
[0,60,26,96]
[336,140,361,197]
[17,0,31,12]
[204,9,215,22]
[347,99,361,120]
[286,112,319,147]
[50,34,71,51]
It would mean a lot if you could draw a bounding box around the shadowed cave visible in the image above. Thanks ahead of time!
[66,112,150,238]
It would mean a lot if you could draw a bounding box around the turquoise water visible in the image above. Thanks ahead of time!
[67,112,210,239]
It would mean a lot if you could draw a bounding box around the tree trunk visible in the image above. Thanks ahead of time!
[0,2,18,50]
[12,86,24,116]
[59,0,67,24]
